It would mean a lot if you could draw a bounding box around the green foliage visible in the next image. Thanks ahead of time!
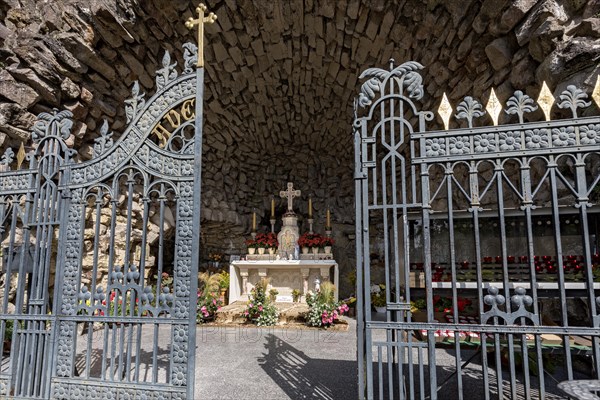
[218,271,230,289]
[197,272,222,322]
[268,288,279,302]
[371,284,387,307]
[305,282,348,328]
[291,289,301,302]
[244,278,279,326]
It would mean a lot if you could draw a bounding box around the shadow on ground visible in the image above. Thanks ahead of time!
[258,333,357,400]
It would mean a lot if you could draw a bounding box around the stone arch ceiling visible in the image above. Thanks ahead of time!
[0,0,599,254]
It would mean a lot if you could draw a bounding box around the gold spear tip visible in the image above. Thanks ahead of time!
[537,81,554,122]
[438,92,452,131]
[592,74,600,109]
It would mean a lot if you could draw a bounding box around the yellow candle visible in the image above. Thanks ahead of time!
[308,196,312,218]
[326,208,330,228]
[271,198,275,217]
[252,212,256,230]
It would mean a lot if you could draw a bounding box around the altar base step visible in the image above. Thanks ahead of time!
[214,301,307,324]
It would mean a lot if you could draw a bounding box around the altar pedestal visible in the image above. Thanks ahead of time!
[229,260,339,303]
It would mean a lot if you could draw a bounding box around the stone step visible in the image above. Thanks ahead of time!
[214,301,309,325]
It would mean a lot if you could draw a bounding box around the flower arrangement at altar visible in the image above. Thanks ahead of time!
[256,232,278,249]
[298,232,323,248]
[321,236,335,247]
[243,278,279,326]
[305,282,349,328]
[245,238,258,249]
[197,272,222,322]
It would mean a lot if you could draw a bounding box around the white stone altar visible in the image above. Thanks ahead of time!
[231,181,338,303]
[229,259,339,303]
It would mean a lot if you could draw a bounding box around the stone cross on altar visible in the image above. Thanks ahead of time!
[280,182,301,213]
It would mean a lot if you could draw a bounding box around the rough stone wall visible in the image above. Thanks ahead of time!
[0,0,599,296]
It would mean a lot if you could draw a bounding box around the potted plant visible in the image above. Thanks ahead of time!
[343,296,357,317]
[245,238,258,255]
[197,272,222,322]
[256,232,278,255]
[410,295,474,322]
[243,278,279,326]
[292,289,301,303]
[321,236,334,254]
[305,282,349,328]
[371,284,387,313]
[218,271,230,305]
[208,252,224,268]
[269,288,279,302]
[297,232,323,254]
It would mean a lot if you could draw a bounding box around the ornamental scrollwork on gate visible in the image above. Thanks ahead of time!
[505,90,537,123]
[558,85,591,118]
[419,83,600,162]
[156,50,178,91]
[92,119,114,157]
[455,96,485,128]
[125,81,146,124]
[357,60,424,107]
[182,42,198,74]
[481,286,539,325]
[52,382,186,400]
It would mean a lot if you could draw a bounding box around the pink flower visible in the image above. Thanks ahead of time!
[212,299,217,305]
[244,311,249,316]
[201,306,207,312]
[249,303,253,308]
[258,305,263,312]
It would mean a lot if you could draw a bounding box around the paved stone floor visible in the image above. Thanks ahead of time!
[66,317,579,399]
[195,320,358,399]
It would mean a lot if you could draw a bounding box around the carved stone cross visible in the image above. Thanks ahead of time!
[280,182,301,213]
[185,3,217,68]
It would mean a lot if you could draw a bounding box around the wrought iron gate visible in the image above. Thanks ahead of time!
[0,41,205,399]
[354,61,600,399]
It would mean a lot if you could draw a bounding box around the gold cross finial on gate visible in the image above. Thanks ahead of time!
[185,3,217,68]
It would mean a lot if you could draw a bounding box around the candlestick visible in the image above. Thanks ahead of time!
[252,210,256,231]
[326,207,330,229]
[308,195,312,218]
[271,196,275,218]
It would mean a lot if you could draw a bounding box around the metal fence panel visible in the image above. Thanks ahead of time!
[0,42,203,400]
[355,62,600,399]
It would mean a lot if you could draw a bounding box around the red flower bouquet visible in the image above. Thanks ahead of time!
[298,232,323,248]
[256,232,278,249]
